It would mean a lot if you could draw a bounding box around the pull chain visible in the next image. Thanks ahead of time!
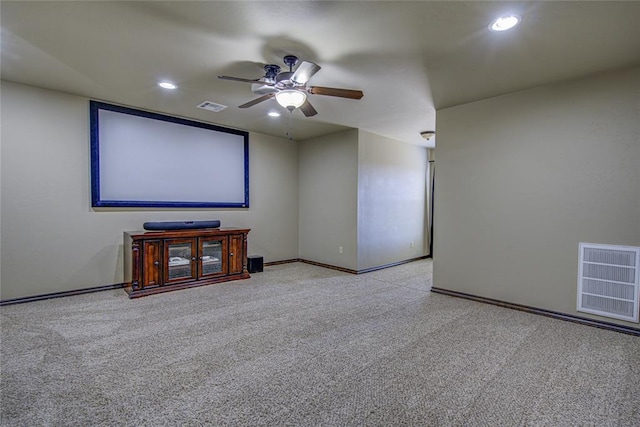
[285,109,295,140]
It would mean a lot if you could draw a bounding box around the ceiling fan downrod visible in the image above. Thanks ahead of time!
[283,55,299,72]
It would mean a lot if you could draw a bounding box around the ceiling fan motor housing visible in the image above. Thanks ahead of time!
[276,71,295,86]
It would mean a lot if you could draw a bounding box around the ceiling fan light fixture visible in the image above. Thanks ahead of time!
[275,89,306,111]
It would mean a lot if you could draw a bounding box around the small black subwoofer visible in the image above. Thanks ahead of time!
[247,256,264,273]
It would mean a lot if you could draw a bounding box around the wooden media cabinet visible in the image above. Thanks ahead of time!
[124,228,250,298]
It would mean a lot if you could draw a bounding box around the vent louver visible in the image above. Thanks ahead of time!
[197,101,227,112]
[577,243,640,323]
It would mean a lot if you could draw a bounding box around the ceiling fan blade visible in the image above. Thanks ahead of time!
[299,100,318,117]
[218,75,274,85]
[291,61,321,85]
[238,93,275,108]
[307,86,364,99]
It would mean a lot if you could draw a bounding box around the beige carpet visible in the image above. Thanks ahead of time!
[1,260,639,426]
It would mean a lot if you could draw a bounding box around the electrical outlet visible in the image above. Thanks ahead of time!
[339,246,343,254]
[410,242,414,248]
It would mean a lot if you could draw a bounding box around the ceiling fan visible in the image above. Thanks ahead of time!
[218,55,364,117]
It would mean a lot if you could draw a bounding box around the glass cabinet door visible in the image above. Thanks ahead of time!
[165,238,196,283]
[199,237,228,278]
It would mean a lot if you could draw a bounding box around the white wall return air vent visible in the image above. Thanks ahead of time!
[577,242,640,323]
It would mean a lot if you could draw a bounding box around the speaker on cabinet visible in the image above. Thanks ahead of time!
[143,220,221,230]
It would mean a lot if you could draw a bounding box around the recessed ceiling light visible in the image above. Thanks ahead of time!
[268,111,281,117]
[490,15,520,32]
[158,81,177,90]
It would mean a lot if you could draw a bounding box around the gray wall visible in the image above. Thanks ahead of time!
[298,130,359,270]
[433,66,640,327]
[357,130,428,270]
[298,129,429,271]
[1,81,299,299]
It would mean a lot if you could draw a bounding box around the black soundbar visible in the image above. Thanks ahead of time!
[143,220,221,231]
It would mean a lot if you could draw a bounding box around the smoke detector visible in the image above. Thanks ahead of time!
[420,131,435,141]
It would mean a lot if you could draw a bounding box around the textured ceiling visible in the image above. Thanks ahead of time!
[2,1,640,148]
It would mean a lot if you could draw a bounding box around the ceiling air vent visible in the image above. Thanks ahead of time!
[197,101,227,112]
[577,242,640,323]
